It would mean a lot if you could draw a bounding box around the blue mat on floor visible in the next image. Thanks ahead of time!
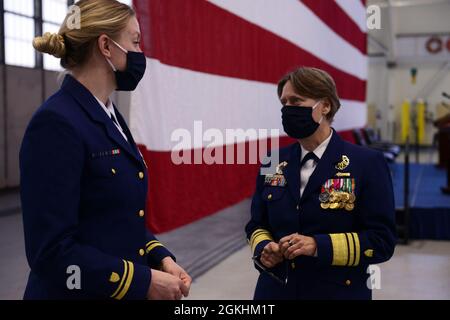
[390,163,450,240]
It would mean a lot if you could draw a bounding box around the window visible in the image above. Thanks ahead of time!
[4,0,35,68]
[43,0,67,24]
[42,22,61,71]
[2,0,134,70]
[42,0,68,70]
[4,0,34,17]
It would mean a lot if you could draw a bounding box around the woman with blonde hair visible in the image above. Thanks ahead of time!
[20,0,191,300]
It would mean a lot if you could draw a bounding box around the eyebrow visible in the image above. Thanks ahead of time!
[280,95,304,101]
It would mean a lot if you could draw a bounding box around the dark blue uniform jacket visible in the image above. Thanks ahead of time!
[246,131,396,300]
[20,75,174,299]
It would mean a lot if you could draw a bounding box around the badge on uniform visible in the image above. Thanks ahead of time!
[264,161,288,187]
[91,148,121,159]
[335,155,350,170]
[319,177,356,211]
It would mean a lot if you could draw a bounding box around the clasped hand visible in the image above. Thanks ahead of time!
[259,233,317,268]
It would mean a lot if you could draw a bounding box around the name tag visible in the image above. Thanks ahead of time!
[91,148,121,159]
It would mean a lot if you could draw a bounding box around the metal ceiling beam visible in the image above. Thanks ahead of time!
[368,34,389,56]
[386,0,398,63]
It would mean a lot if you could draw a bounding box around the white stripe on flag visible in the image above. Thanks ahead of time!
[130,59,367,151]
[335,0,368,33]
[207,0,367,80]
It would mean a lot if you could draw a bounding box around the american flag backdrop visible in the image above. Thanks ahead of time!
[130,0,368,233]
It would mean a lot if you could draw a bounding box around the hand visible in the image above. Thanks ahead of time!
[147,269,188,300]
[279,233,317,260]
[260,241,284,268]
[160,257,192,297]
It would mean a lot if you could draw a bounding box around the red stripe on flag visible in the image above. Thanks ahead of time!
[134,0,366,102]
[140,131,357,234]
[300,0,367,54]
[140,136,294,233]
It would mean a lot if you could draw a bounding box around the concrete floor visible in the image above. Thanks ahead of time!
[0,214,30,300]
[186,240,450,300]
[0,201,251,300]
[1,213,450,299]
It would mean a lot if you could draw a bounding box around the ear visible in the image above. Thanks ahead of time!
[97,34,112,58]
[322,99,331,116]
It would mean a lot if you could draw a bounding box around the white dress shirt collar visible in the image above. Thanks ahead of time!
[93,96,128,142]
[300,129,333,161]
[94,96,116,119]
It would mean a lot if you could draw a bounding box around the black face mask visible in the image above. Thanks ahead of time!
[281,101,322,139]
[106,39,147,91]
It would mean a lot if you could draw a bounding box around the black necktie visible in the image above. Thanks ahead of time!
[300,152,319,167]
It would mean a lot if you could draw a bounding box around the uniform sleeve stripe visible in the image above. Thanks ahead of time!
[145,240,160,248]
[249,229,271,245]
[251,233,269,249]
[115,261,134,300]
[251,234,272,251]
[146,242,164,253]
[352,232,361,266]
[249,231,266,245]
[345,234,353,266]
[346,233,355,266]
[249,228,273,254]
[110,260,128,299]
[249,229,266,241]
[250,229,272,242]
[251,236,272,253]
[330,233,349,266]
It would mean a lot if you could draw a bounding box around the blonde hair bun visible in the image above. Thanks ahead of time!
[33,32,66,58]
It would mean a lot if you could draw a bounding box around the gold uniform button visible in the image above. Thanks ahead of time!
[345,280,351,286]
[267,194,272,200]
[139,210,145,217]
[139,249,145,256]
[111,168,117,175]
[139,172,144,179]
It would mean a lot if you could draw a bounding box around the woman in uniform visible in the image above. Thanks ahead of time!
[246,67,396,300]
[20,0,191,300]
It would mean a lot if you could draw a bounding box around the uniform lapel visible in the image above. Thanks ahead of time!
[61,75,141,163]
[113,104,141,158]
[284,142,301,205]
[103,117,141,162]
[300,130,343,203]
